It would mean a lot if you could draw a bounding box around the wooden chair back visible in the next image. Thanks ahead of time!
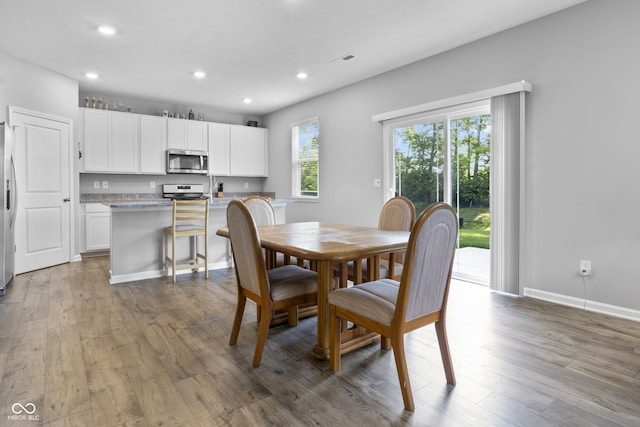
[396,202,458,323]
[378,196,415,264]
[171,199,209,233]
[227,200,270,300]
[243,196,275,226]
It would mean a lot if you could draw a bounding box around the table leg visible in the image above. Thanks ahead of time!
[312,260,333,360]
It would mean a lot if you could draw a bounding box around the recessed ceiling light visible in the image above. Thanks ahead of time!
[97,25,116,36]
[243,98,253,104]
[193,71,206,79]
[85,72,99,80]
[296,72,308,80]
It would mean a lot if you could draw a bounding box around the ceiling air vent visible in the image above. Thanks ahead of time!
[330,53,355,65]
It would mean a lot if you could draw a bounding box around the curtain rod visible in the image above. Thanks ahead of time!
[372,80,532,123]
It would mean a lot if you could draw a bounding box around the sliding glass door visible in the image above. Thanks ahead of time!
[387,101,491,285]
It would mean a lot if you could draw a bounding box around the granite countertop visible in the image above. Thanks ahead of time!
[80,193,164,204]
[80,192,288,209]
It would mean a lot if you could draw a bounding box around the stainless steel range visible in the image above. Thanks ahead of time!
[162,184,207,200]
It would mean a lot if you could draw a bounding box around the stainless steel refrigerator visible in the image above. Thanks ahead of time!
[0,122,16,295]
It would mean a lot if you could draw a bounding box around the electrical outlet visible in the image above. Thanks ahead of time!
[374,178,382,188]
[580,260,592,276]
[244,182,249,189]
[93,181,100,189]
[150,181,156,188]
[102,181,108,189]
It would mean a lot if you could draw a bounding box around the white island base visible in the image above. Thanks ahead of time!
[108,201,286,284]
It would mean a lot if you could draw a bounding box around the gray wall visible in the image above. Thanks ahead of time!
[262,0,640,312]
[0,53,79,124]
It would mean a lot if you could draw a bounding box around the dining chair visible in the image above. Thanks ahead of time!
[328,202,458,411]
[242,196,314,325]
[243,196,276,227]
[164,198,210,284]
[342,196,415,284]
[243,195,308,268]
[227,200,318,367]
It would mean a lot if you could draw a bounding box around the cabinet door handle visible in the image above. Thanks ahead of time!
[63,198,71,202]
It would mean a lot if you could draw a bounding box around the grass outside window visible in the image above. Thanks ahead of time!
[457,207,490,249]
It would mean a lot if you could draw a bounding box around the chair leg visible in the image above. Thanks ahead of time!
[381,336,391,350]
[435,320,456,385]
[192,236,197,271]
[253,308,272,367]
[329,305,341,372]
[287,306,298,327]
[229,294,247,345]
[353,259,363,284]
[204,234,209,279]
[337,262,348,289]
[164,231,169,279]
[391,334,414,411]
[171,234,177,284]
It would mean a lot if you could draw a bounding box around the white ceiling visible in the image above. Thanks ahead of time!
[0,0,587,116]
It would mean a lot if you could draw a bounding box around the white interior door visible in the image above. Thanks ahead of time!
[12,109,71,274]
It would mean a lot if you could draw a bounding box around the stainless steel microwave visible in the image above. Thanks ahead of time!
[166,149,209,174]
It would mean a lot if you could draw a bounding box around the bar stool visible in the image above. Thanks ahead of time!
[164,199,209,284]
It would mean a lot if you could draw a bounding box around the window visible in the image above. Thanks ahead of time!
[386,101,491,285]
[377,81,530,294]
[291,118,319,199]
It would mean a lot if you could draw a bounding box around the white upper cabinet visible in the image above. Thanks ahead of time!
[111,112,139,172]
[167,118,208,151]
[81,108,267,176]
[229,125,268,177]
[82,109,110,171]
[188,121,208,151]
[82,108,139,173]
[208,123,230,176]
[140,115,167,174]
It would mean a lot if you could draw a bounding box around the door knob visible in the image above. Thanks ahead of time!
[63,198,70,202]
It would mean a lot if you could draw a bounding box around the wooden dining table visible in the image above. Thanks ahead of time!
[217,222,410,360]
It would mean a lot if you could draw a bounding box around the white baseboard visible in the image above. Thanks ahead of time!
[523,287,640,323]
[110,270,164,285]
[109,261,231,285]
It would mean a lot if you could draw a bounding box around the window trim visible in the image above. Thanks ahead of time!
[291,117,320,200]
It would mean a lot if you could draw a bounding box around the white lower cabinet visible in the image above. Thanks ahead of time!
[84,204,111,251]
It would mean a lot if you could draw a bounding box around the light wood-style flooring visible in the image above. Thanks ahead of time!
[1,256,640,426]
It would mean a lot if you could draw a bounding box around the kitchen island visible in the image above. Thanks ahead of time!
[107,199,287,284]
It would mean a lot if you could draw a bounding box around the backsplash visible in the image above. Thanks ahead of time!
[79,173,267,195]
[80,192,277,203]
